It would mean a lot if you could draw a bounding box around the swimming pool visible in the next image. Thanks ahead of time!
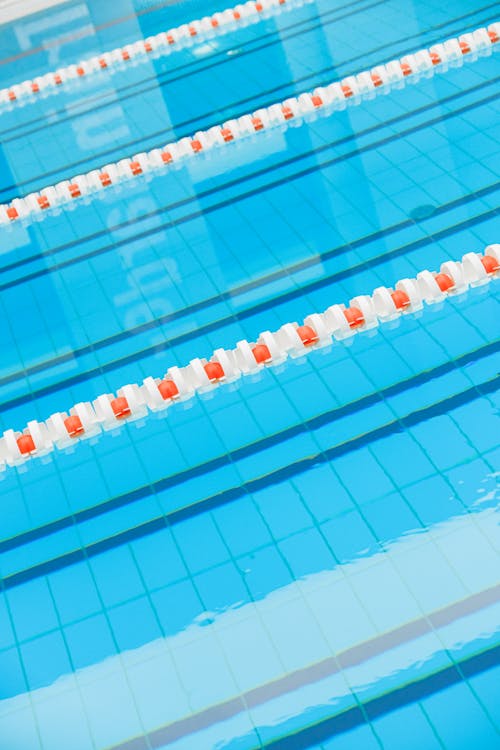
[0,0,499,747]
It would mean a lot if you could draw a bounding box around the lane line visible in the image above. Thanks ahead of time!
[2,24,497,225]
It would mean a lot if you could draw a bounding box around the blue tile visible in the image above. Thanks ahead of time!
[450,399,500,455]
[0,597,14,650]
[0,647,27,699]
[64,614,116,670]
[322,511,377,562]
[21,631,71,691]
[254,482,312,540]
[468,665,500,730]
[279,527,334,578]
[320,358,373,404]
[151,579,203,636]
[410,416,477,470]
[426,309,485,358]
[293,465,355,521]
[7,579,58,642]
[132,527,187,590]
[370,433,435,488]
[322,723,380,750]
[355,343,413,391]
[445,458,496,510]
[90,547,145,608]
[209,401,263,451]
[194,561,250,612]
[173,514,229,575]
[333,447,395,505]
[362,492,422,543]
[403,475,464,526]
[423,680,500,750]
[373,702,442,750]
[213,496,273,557]
[49,564,102,624]
[108,597,162,651]
[237,544,293,600]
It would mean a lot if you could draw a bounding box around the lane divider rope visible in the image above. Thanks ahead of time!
[1,22,498,226]
[0,0,311,110]
[1,245,498,470]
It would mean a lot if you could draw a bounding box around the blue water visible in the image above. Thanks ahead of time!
[0,0,499,748]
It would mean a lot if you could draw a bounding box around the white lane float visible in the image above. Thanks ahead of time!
[0,0,312,109]
[1,23,498,226]
[1,245,498,469]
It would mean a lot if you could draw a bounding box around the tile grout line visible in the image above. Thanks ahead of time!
[0,0,312,109]
[1,22,498,225]
[0,245,498,470]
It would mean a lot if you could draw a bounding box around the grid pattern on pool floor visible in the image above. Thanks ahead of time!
[311,664,500,750]
[0,283,499,749]
[0,50,499,430]
[0,279,498,542]
[0,0,236,88]
[0,0,499,749]
[3,0,484,196]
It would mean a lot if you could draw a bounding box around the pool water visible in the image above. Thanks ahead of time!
[0,0,499,748]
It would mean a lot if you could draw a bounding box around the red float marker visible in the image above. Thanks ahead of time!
[0,12,495,118]
[253,344,272,363]
[17,435,36,455]
[221,128,234,142]
[481,255,500,274]
[129,161,143,175]
[158,379,180,400]
[64,415,84,438]
[2,24,498,225]
[204,362,225,381]
[1,248,497,468]
[37,195,50,210]
[434,273,455,292]
[296,325,319,346]
[111,397,131,419]
[343,307,365,328]
[391,290,411,310]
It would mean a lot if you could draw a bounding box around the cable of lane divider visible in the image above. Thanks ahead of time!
[1,22,498,226]
[1,246,498,470]
[0,0,311,110]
